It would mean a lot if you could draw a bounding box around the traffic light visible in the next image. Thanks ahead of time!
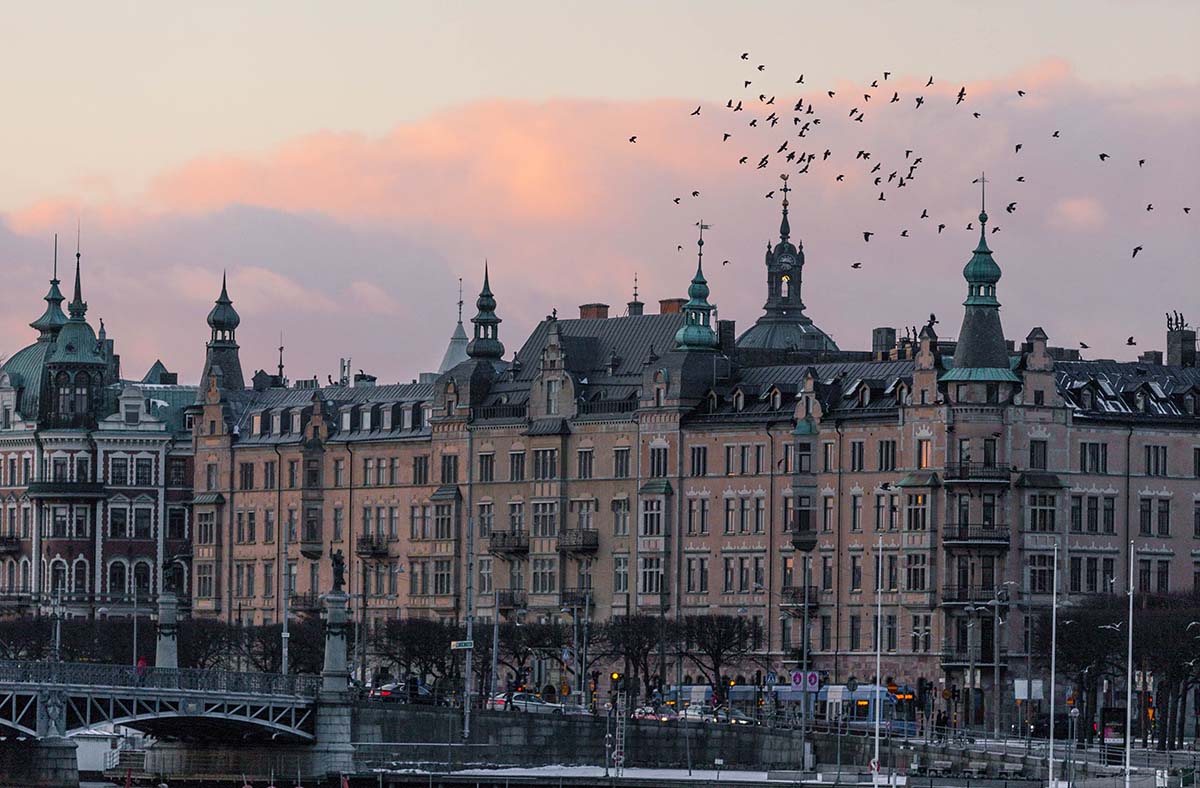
[611,672,624,692]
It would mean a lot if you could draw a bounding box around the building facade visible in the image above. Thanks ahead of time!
[3,193,1198,725]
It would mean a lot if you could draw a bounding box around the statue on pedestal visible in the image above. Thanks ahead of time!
[331,549,345,593]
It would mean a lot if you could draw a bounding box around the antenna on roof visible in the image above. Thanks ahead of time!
[458,277,464,323]
[278,331,285,382]
[53,233,58,280]
[633,272,639,302]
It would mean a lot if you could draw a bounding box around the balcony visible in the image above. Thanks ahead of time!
[488,530,530,556]
[943,463,1011,484]
[299,535,324,561]
[779,585,821,613]
[560,588,595,610]
[0,536,21,554]
[471,403,528,421]
[942,524,1011,547]
[356,534,389,559]
[790,527,818,553]
[495,589,528,611]
[941,585,1008,605]
[289,591,322,613]
[26,481,106,500]
[940,644,1009,668]
[557,528,599,555]
[577,398,637,416]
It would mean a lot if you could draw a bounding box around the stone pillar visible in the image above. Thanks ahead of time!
[312,590,355,777]
[155,591,179,669]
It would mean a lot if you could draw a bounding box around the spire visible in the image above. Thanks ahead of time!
[779,174,791,242]
[945,176,1018,380]
[199,270,245,394]
[438,280,471,373]
[207,270,241,340]
[278,331,285,381]
[674,222,720,351]
[466,261,504,360]
[30,234,69,338]
[627,271,644,316]
[67,238,87,321]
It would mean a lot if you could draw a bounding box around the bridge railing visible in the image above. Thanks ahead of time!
[0,660,320,698]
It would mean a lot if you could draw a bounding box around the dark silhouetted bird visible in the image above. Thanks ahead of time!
[744,80,752,88]
[628,136,637,143]
[855,115,864,122]
[836,174,845,182]
[1052,130,1060,137]
[862,231,874,242]
[757,156,769,169]
[739,156,748,164]
[900,229,909,237]
[1147,204,1153,211]
[1099,153,1110,161]
[1016,176,1026,182]
[920,209,929,219]
[1185,207,1192,214]
[722,260,730,266]
[926,75,934,86]
[874,177,882,186]
[870,80,878,88]
[723,133,732,141]
[863,93,871,102]
[691,106,701,116]
[890,92,899,103]
[823,149,832,160]
[1138,159,1146,167]
[1015,144,1023,153]
[905,149,913,158]
[1126,336,1136,346]
[691,190,700,197]
[956,86,966,104]
[1017,90,1026,97]
[796,74,804,83]
[749,119,757,127]
[1079,342,1089,349]
[870,163,881,173]
[1006,202,1017,214]
[966,222,974,230]
[765,191,775,199]
[915,96,925,108]
[937,224,946,234]
[1132,246,1143,258]
[732,100,743,111]
[677,245,683,251]
[851,262,862,269]
[884,71,891,80]
[827,90,835,98]
[740,52,749,60]
[991,226,1000,233]
[673,197,680,204]
[757,64,765,71]
[973,112,981,118]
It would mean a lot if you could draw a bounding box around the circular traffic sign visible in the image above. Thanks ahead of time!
[942,688,951,700]
[791,671,804,687]
[805,671,820,691]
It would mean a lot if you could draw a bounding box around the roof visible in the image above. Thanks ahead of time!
[0,341,51,417]
[736,317,839,353]
[437,321,469,374]
[229,381,436,445]
[1055,360,1200,421]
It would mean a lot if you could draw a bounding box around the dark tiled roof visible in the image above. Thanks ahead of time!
[1055,361,1200,420]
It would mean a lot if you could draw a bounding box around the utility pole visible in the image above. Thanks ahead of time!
[873,534,883,788]
[281,514,290,676]
[1124,541,1134,788]
[463,516,474,741]
[1049,539,1060,788]
[490,588,501,704]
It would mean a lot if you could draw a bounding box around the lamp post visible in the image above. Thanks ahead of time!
[1049,539,1060,788]
[873,535,883,788]
[1124,540,1134,788]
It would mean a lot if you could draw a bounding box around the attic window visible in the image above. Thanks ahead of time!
[1136,392,1146,412]
[733,390,744,412]
[1185,395,1195,415]
[859,388,869,406]
[771,390,782,410]
[1081,390,1093,410]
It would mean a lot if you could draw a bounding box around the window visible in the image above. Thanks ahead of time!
[1137,559,1151,593]
[1086,557,1099,593]
[874,495,887,531]
[640,556,662,594]
[690,445,707,477]
[720,556,734,593]
[287,460,298,488]
[905,494,928,531]
[508,452,525,482]
[440,454,459,484]
[197,512,215,544]
[612,498,629,536]
[1030,494,1056,533]
[238,462,255,490]
[111,457,129,486]
[363,458,374,487]
[166,508,186,540]
[820,615,832,651]
[263,461,276,489]
[571,499,595,530]
[885,615,897,652]
[649,446,668,478]
[520,500,553,537]
[917,439,932,469]
[849,615,862,651]
[531,449,557,480]
[822,497,834,532]
[478,502,494,537]
[433,559,453,595]
[263,561,274,598]
[1158,499,1171,537]
[574,449,594,480]
[754,498,765,534]
[1087,496,1099,533]
[1194,447,1200,478]
[906,554,927,591]
[478,557,493,594]
[1145,445,1168,477]
[614,555,628,593]
[850,441,865,472]
[850,494,862,531]
[1029,440,1047,471]
[983,438,997,467]
[641,499,663,537]
[196,564,214,598]
[911,614,932,653]
[796,442,812,473]
[821,556,833,590]
[686,556,709,593]
[687,497,709,535]
[1157,560,1170,593]
[822,442,835,472]
[1139,498,1153,537]
[434,503,454,539]
[613,448,630,479]
[1028,554,1054,593]
[508,502,524,532]
[850,555,862,591]
[110,508,129,539]
[877,440,896,472]
[1069,556,1082,593]
[333,459,344,487]
[413,455,429,485]
[205,463,218,491]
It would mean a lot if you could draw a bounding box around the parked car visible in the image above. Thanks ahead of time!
[679,706,716,723]
[714,707,757,726]
[369,681,437,705]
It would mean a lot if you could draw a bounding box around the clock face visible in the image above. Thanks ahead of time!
[779,255,794,269]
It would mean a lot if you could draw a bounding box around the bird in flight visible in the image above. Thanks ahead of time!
[1052,130,1061,138]
[827,90,836,98]
[1079,342,1089,349]
[836,174,845,182]
[1132,246,1143,258]
[738,156,748,164]
[673,197,681,204]
[1014,144,1023,153]
[920,209,929,219]
[1147,204,1153,211]
[991,226,1000,234]
[740,52,749,60]
[823,149,832,160]
[862,231,874,242]
[796,74,804,84]
[1099,622,1123,632]
[925,75,934,86]
[956,86,967,104]
[1126,336,1137,346]
[1185,207,1192,214]
[851,262,863,269]
[1016,176,1026,182]
[757,64,765,71]
[883,71,891,80]
[691,190,700,197]
[878,192,886,202]
[890,92,899,103]
[765,191,775,199]
[732,100,743,111]
[914,96,925,108]
[677,245,683,251]
[723,133,732,141]
[1099,153,1110,161]
[937,224,946,234]
[628,136,637,143]
[1006,202,1017,214]
[691,106,701,116]
[1017,90,1026,97]
[900,229,909,237]
[1138,159,1146,167]
[973,112,981,118]
[721,260,730,266]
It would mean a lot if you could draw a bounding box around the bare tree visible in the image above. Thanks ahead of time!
[681,614,762,702]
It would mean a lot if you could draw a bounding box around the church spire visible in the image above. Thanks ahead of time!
[674,222,720,351]
[466,261,504,360]
[437,278,471,373]
[779,174,791,242]
[67,238,87,321]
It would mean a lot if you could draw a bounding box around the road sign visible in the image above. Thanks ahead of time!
[870,759,880,773]
[451,640,474,650]
[791,671,804,687]
[765,671,778,687]
[805,671,820,692]
[942,688,952,700]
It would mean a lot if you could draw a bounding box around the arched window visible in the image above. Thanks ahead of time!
[74,372,90,415]
[19,560,30,592]
[3,559,13,593]
[134,562,152,597]
[49,560,67,594]
[780,275,790,299]
[73,560,88,594]
[108,562,127,596]
[55,371,72,415]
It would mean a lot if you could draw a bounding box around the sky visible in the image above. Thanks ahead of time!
[1,2,1197,383]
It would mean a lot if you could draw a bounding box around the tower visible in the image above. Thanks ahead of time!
[44,246,108,426]
[465,263,504,360]
[942,176,1020,384]
[29,235,68,342]
[437,278,471,373]
[199,272,245,392]
[674,223,720,351]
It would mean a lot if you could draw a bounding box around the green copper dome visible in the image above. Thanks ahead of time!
[674,229,719,352]
[962,210,1001,305]
[207,272,241,333]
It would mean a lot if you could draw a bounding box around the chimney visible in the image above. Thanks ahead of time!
[579,303,610,320]
[872,327,897,359]
[1167,313,1196,367]
[717,320,737,355]
[627,299,644,316]
[1138,350,1163,366]
[659,298,687,315]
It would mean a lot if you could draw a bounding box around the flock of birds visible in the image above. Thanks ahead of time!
[626,54,1193,350]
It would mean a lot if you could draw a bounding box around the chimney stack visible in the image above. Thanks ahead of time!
[717,320,736,355]
[872,327,897,359]
[579,303,610,320]
[1167,312,1196,367]
[659,298,687,315]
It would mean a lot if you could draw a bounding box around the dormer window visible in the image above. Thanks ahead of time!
[859,388,869,407]
[771,389,782,410]
[1136,392,1146,413]
[1185,394,1196,415]
[733,390,744,412]
[341,410,351,431]
[780,275,790,299]
[292,412,302,433]
[545,378,560,416]
[1081,390,1093,410]
[123,403,139,425]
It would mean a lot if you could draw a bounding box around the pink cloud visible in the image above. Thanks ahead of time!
[1,59,1196,383]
